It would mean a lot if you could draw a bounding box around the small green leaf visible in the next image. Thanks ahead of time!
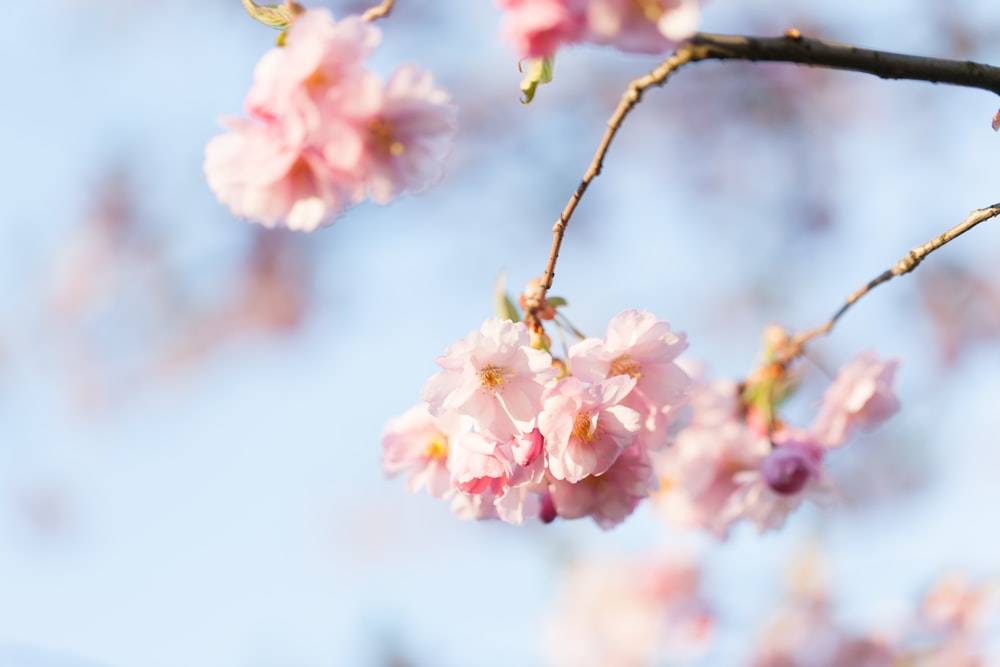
[241,0,305,31]
[494,270,521,322]
[547,296,568,308]
[519,56,555,104]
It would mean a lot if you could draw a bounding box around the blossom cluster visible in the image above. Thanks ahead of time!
[382,310,690,529]
[205,8,456,232]
[498,0,703,58]
[652,350,900,536]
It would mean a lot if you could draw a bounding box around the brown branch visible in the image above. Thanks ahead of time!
[362,0,394,21]
[528,30,1000,325]
[778,203,1000,364]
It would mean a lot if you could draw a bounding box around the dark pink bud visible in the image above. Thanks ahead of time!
[539,491,557,524]
[761,447,815,495]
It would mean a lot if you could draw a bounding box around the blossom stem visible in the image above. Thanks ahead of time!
[362,0,395,22]
[532,30,1000,321]
[779,203,1000,363]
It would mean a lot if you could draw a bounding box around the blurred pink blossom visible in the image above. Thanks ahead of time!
[205,8,454,230]
[812,350,900,447]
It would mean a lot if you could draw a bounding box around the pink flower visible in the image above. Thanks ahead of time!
[497,0,587,58]
[204,116,361,231]
[812,351,900,446]
[206,8,455,229]
[246,10,380,124]
[448,431,512,496]
[651,379,769,537]
[585,0,701,54]
[544,556,712,667]
[352,64,457,205]
[538,375,641,482]
[570,309,689,448]
[421,318,557,440]
[548,445,655,528]
[381,403,455,499]
[720,430,833,533]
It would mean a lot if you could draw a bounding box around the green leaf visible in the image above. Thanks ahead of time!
[241,0,305,31]
[519,56,555,104]
[494,270,521,322]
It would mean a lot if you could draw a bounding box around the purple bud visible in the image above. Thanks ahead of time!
[539,492,557,524]
[761,447,815,495]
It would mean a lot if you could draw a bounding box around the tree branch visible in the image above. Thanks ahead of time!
[362,0,395,22]
[528,31,1000,326]
[780,203,1000,363]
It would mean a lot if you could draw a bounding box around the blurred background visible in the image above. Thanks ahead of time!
[2,0,1000,665]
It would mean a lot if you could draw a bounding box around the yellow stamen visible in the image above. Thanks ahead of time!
[572,412,601,443]
[423,435,448,460]
[368,118,406,156]
[479,364,506,393]
[610,354,642,379]
[633,0,663,22]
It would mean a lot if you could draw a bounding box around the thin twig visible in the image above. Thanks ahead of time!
[777,203,1000,364]
[526,31,1000,325]
[362,0,394,21]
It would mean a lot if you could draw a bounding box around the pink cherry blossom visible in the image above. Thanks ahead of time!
[570,309,689,448]
[448,431,512,496]
[246,10,380,124]
[497,0,588,58]
[206,8,455,229]
[381,403,456,499]
[421,318,557,440]
[651,378,770,537]
[548,444,655,528]
[585,0,702,54]
[538,375,641,483]
[204,116,362,231]
[353,64,457,205]
[812,350,900,446]
[720,430,834,533]
[544,556,712,667]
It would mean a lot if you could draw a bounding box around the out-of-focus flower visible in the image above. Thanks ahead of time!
[497,0,587,58]
[381,404,455,499]
[586,0,702,53]
[812,350,900,447]
[206,8,455,230]
[496,0,704,58]
[544,556,712,667]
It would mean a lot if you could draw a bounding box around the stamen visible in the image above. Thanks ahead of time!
[572,411,601,443]
[610,354,642,379]
[368,118,406,156]
[479,364,506,393]
[423,435,448,460]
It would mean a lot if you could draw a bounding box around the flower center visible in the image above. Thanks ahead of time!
[572,411,602,443]
[479,364,507,393]
[368,118,406,156]
[610,354,642,379]
[633,0,663,22]
[423,435,448,461]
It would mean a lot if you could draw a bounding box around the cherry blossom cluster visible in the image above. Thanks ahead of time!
[382,310,690,529]
[498,0,704,58]
[204,8,455,232]
[651,350,900,536]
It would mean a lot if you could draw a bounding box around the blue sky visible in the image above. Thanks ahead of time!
[2,1,1000,665]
